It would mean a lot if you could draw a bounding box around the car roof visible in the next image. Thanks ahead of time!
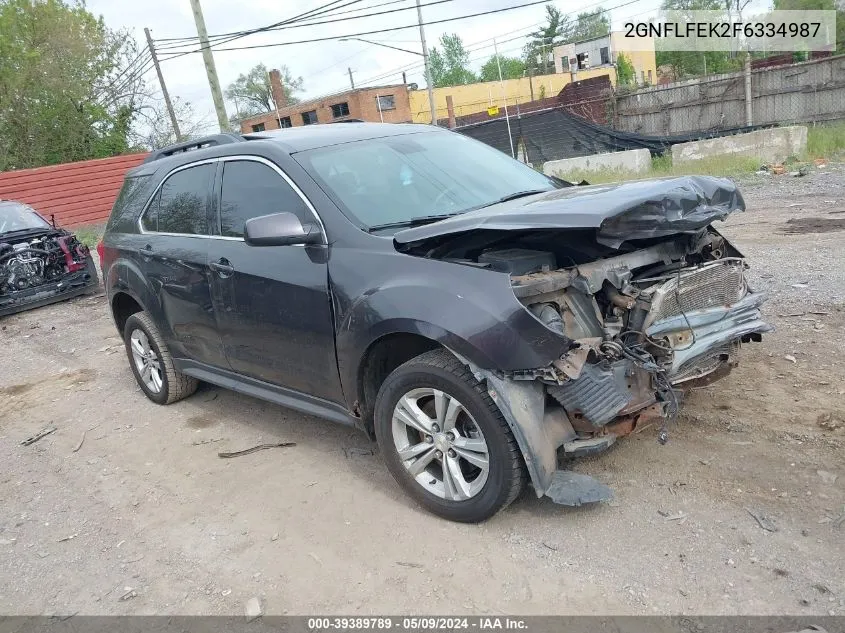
[244,122,437,153]
[126,122,443,178]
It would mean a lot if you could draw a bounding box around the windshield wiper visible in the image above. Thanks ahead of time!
[477,189,550,209]
[0,226,50,237]
[367,213,459,232]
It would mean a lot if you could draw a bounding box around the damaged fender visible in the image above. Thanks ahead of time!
[450,349,604,500]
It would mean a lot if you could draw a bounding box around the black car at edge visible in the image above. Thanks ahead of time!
[102,123,769,522]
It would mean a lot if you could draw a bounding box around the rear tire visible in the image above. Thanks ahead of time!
[124,311,198,405]
[374,349,526,522]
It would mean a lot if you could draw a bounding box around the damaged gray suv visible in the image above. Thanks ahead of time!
[102,123,770,522]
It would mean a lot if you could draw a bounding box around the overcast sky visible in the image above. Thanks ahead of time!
[87,0,664,132]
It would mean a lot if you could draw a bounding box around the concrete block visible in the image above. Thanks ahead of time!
[543,148,651,178]
[672,126,807,165]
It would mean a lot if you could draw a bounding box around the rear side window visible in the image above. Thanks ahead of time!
[107,175,151,232]
[141,164,213,235]
[219,160,312,238]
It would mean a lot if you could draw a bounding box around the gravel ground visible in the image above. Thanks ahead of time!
[1,165,843,616]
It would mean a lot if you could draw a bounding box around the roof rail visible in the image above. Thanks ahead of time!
[331,119,365,123]
[143,133,243,163]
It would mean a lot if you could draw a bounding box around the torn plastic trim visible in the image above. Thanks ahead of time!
[647,290,773,379]
[449,349,569,498]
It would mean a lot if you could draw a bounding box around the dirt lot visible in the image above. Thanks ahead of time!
[1,166,844,617]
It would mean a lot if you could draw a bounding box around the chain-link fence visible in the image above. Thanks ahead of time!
[447,55,845,164]
[613,55,845,136]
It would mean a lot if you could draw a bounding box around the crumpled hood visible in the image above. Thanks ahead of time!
[394,175,745,249]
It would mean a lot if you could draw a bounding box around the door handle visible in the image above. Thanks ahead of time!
[138,245,154,258]
[210,258,234,277]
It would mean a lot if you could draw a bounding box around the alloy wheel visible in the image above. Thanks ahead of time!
[130,328,163,394]
[391,388,490,501]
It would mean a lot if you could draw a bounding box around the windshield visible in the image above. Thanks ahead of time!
[296,130,557,230]
[0,201,51,234]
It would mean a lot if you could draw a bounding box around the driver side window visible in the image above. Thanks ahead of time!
[219,160,312,238]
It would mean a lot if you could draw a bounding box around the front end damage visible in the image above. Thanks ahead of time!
[397,176,772,505]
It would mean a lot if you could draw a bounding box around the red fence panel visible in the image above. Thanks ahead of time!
[0,153,149,228]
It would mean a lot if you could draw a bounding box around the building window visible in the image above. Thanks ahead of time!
[330,102,350,118]
[251,123,265,132]
[647,69,653,84]
[600,47,610,65]
[641,70,646,84]
[576,52,589,69]
[278,116,292,128]
[561,55,569,71]
[301,110,318,125]
[376,95,396,111]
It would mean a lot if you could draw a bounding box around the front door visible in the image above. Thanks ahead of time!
[136,161,227,368]
[207,158,342,404]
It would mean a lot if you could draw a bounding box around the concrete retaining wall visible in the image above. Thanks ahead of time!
[672,126,807,165]
[543,148,651,178]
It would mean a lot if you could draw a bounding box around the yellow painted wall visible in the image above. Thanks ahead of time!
[610,33,657,85]
[408,67,618,123]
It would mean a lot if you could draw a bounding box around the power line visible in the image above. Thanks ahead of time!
[156,0,579,59]
[155,0,460,50]
[346,0,645,90]
[93,49,154,104]
[156,0,416,45]
[155,0,373,51]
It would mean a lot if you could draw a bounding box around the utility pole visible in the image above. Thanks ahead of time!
[188,0,229,132]
[144,28,181,141]
[348,67,355,89]
[416,0,437,125]
[494,38,514,158]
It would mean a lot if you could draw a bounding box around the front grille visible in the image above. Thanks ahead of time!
[648,259,746,324]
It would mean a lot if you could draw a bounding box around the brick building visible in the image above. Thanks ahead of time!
[239,84,413,133]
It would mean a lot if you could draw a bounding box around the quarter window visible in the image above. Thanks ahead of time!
[140,189,159,232]
[219,160,312,238]
[143,164,213,235]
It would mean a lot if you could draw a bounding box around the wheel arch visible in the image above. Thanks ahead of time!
[111,291,145,335]
[356,331,443,434]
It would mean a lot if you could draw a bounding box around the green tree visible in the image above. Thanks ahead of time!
[655,0,742,78]
[524,5,570,75]
[225,63,304,117]
[479,55,526,82]
[0,0,146,170]
[567,8,611,42]
[616,52,636,85]
[428,34,477,87]
[773,0,845,52]
[133,97,211,150]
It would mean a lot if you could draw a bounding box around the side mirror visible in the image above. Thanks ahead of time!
[244,212,322,247]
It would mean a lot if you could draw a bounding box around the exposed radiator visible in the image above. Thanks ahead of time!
[647,259,746,325]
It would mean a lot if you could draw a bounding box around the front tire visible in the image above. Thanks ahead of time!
[374,349,526,522]
[124,311,198,405]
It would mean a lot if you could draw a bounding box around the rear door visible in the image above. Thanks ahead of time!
[137,161,228,368]
[207,157,343,404]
